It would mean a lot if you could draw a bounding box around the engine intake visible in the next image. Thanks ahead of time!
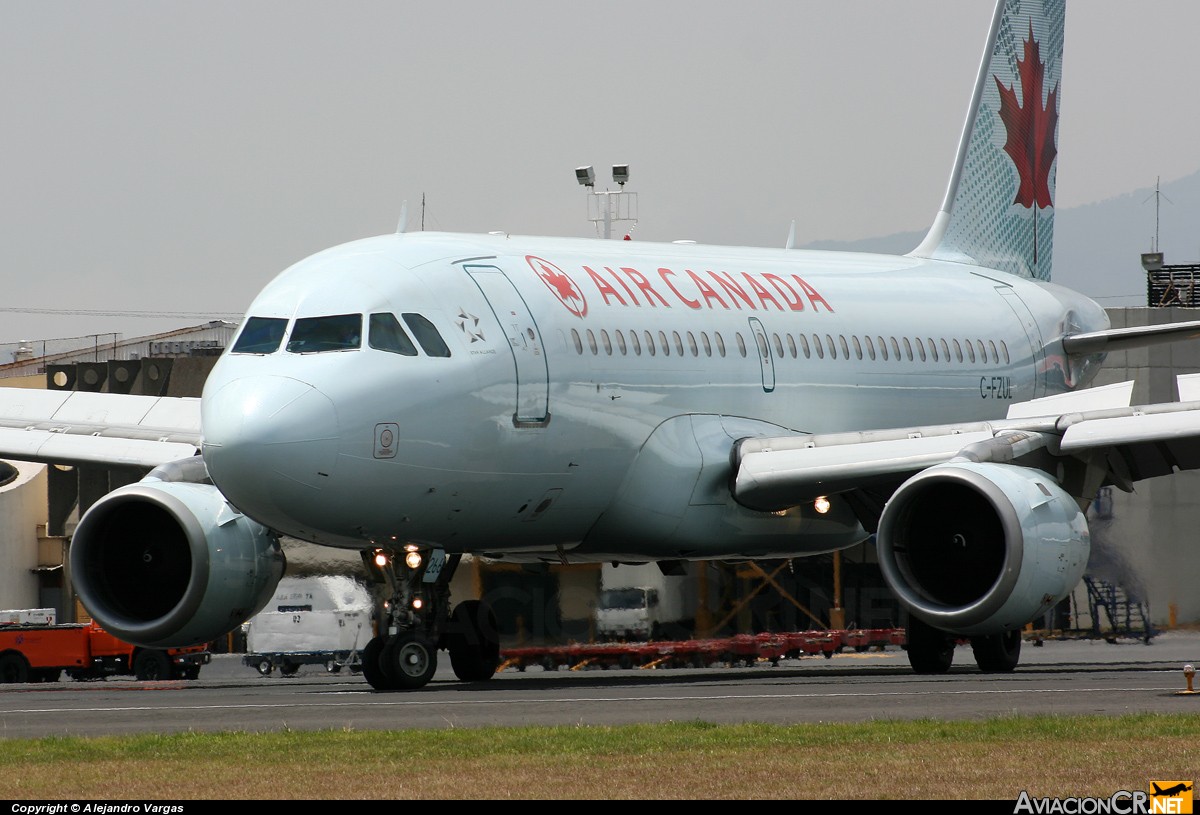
[70,480,285,648]
[876,462,1089,637]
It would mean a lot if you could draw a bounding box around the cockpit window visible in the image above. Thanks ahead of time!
[402,313,451,357]
[231,317,288,354]
[369,313,418,356]
[286,314,362,353]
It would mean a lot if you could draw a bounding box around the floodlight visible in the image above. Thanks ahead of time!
[612,164,630,186]
[575,165,595,187]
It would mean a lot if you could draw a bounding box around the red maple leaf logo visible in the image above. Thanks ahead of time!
[994,21,1058,209]
[526,255,587,317]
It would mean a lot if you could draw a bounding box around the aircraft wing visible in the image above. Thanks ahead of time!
[0,388,201,469]
[733,376,1200,512]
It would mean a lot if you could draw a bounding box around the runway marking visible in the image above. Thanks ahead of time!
[2,685,1183,716]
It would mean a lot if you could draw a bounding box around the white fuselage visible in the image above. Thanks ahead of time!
[198,232,1108,561]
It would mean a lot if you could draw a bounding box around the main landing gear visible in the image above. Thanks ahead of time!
[357,547,500,691]
[904,617,1022,674]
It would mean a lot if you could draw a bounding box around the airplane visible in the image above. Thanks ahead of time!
[1152,784,1193,798]
[3,0,1200,691]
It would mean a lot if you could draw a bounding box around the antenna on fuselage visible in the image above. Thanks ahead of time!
[785,220,796,250]
[397,200,408,234]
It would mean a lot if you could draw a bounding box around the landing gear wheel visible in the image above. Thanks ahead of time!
[970,630,1022,673]
[0,652,30,683]
[382,633,437,690]
[256,660,273,677]
[133,650,172,681]
[905,617,955,674]
[361,635,397,690]
[446,600,500,682]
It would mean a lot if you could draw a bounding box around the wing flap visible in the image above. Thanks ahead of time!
[733,377,1200,511]
[0,428,198,469]
[734,430,993,511]
[1060,409,1200,480]
[0,388,202,469]
[0,389,200,439]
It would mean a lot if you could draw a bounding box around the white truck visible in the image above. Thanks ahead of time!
[595,562,698,642]
[241,575,375,676]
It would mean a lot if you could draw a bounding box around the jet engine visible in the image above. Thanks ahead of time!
[69,480,285,648]
[876,462,1089,637]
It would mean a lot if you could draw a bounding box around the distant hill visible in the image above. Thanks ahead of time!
[802,170,1200,307]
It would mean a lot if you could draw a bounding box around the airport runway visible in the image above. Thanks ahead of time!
[1,632,1197,739]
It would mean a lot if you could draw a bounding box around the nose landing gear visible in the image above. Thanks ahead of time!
[357,547,499,691]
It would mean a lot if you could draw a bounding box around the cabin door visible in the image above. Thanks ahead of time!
[748,317,776,393]
[466,265,550,425]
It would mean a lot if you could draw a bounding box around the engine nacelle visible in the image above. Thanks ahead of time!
[876,462,1089,637]
[69,480,285,648]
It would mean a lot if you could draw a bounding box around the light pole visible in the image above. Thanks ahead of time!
[575,164,638,239]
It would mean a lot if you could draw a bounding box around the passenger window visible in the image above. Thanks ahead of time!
[644,330,656,356]
[586,329,598,355]
[902,337,913,361]
[232,317,288,354]
[786,334,797,359]
[826,334,837,360]
[701,332,712,357]
[1000,340,1010,365]
[616,330,627,355]
[851,336,863,360]
[953,339,963,363]
[368,313,418,356]
[926,338,938,362]
[716,333,726,357]
[736,333,748,358]
[976,339,987,363]
[600,329,612,355]
[876,336,888,361]
[631,330,642,356]
[839,335,850,359]
[773,333,785,358]
[287,314,362,353]
[915,338,926,362]
[402,314,451,357]
[571,329,583,354]
[940,338,951,363]
[658,330,671,357]
[889,337,901,360]
[799,333,811,359]
[965,339,976,363]
[864,335,876,361]
[672,331,684,356]
[812,334,824,360]
[988,340,999,364]
[687,331,698,357]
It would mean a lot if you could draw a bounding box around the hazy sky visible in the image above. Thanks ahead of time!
[3,1,1199,347]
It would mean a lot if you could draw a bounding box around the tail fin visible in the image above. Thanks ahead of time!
[909,0,1065,281]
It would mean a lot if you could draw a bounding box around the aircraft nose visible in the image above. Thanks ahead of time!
[202,376,339,515]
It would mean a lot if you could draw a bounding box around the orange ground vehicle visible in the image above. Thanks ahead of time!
[0,619,210,683]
